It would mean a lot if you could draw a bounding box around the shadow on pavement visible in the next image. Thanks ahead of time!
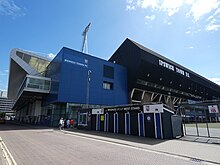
[0,121,168,146]
[63,128,169,146]
[0,121,52,131]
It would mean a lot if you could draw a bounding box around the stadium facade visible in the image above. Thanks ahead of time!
[109,39,220,106]
[7,39,220,126]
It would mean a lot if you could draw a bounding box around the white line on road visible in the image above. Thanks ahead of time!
[0,137,17,165]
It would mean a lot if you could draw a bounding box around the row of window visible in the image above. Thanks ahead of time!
[103,65,114,90]
[103,81,113,90]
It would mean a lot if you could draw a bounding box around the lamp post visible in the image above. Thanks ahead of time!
[86,70,92,108]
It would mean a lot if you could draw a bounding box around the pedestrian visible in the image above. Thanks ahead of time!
[58,117,64,130]
[66,119,70,128]
[70,119,74,128]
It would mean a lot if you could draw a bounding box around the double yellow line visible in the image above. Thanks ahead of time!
[0,137,17,165]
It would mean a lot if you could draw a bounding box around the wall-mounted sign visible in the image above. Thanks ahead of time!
[159,59,190,78]
[92,109,104,114]
[143,104,164,113]
[105,105,141,112]
[208,105,219,114]
[64,57,88,68]
[146,115,151,122]
[100,115,105,121]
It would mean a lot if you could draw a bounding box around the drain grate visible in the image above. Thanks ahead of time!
[190,158,203,163]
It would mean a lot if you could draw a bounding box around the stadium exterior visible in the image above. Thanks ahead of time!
[110,39,220,106]
[8,39,220,126]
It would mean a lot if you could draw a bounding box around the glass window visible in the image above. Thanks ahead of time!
[78,113,88,126]
[103,81,113,90]
[16,51,50,75]
[103,65,114,79]
[26,77,50,91]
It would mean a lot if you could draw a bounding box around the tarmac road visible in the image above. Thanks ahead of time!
[0,122,219,165]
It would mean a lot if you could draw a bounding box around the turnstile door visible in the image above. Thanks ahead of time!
[104,113,109,132]
[108,112,114,133]
[125,112,130,135]
[91,115,96,130]
[138,112,145,137]
[118,111,125,134]
[155,113,163,139]
[96,114,101,131]
[114,112,118,133]
[100,115,105,131]
[130,111,139,136]
[144,113,155,138]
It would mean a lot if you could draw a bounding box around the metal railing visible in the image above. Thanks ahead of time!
[178,102,220,138]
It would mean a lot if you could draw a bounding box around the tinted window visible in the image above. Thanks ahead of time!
[103,81,113,90]
[103,65,114,79]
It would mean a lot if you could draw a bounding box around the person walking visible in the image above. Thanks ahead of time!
[66,119,70,128]
[58,117,64,130]
[70,119,74,128]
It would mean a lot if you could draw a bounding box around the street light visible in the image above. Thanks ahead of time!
[86,70,92,108]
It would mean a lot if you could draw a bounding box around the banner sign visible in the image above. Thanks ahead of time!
[143,104,164,113]
[208,105,219,114]
[92,109,104,114]
[105,105,142,112]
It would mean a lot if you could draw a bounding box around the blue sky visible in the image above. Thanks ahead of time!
[0,0,220,91]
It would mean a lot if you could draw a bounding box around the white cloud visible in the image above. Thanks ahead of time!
[205,5,220,31]
[126,5,136,11]
[145,15,156,20]
[188,46,194,48]
[47,53,56,59]
[0,0,25,16]
[125,0,220,32]
[127,0,134,3]
[206,24,220,31]
[185,0,196,5]
[208,78,220,85]
[161,0,185,16]
[188,0,220,21]
[213,7,220,15]
[138,0,159,9]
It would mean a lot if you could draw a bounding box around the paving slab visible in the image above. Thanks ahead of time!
[63,128,220,164]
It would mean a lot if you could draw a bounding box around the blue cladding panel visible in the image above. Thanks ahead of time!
[48,47,128,106]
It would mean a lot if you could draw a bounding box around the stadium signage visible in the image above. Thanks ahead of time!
[208,105,219,114]
[159,59,190,78]
[64,59,88,68]
[105,106,141,112]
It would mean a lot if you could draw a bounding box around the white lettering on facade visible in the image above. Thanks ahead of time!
[159,59,190,78]
[106,106,141,112]
[159,59,174,71]
[176,67,185,76]
[64,59,88,68]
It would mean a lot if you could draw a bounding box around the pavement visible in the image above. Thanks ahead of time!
[62,128,220,164]
[1,121,220,164]
[180,135,220,144]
